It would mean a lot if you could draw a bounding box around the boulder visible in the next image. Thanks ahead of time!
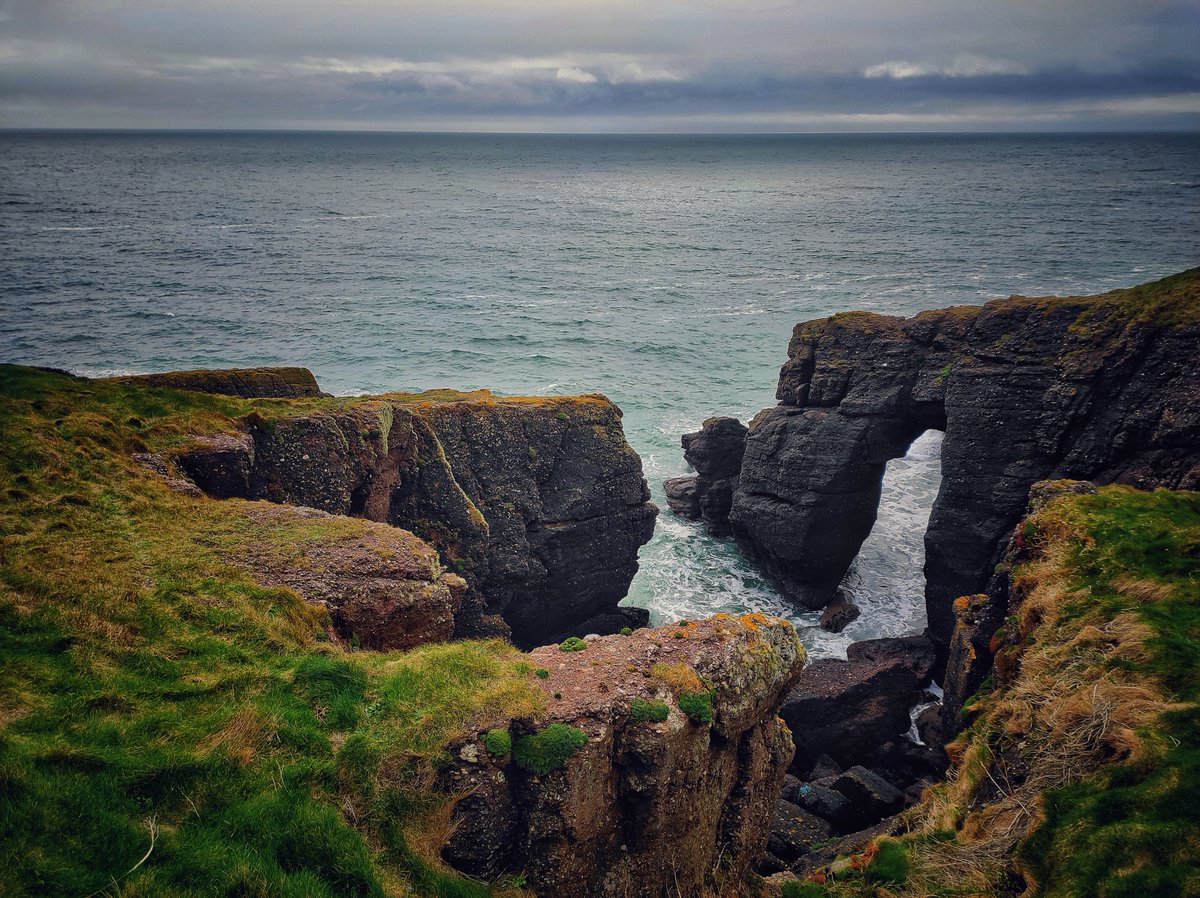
[780,635,936,775]
[793,783,854,832]
[663,474,701,518]
[224,503,463,650]
[438,614,806,898]
[767,800,832,863]
[829,766,905,830]
[818,592,860,633]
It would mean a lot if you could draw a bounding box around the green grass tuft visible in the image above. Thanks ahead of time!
[483,728,512,757]
[866,840,909,885]
[629,697,670,723]
[558,636,587,652]
[512,723,587,775]
[678,689,714,724]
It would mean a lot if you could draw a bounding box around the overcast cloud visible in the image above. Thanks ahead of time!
[1,0,1197,131]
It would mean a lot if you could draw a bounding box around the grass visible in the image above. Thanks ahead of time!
[777,485,1200,898]
[511,724,587,775]
[0,364,543,897]
[629,697,670,723]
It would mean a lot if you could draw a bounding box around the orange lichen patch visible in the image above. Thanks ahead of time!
[649,661,705,694]
[953,595,972,613]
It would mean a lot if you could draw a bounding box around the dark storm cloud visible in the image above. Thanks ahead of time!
[1,0,1197,130]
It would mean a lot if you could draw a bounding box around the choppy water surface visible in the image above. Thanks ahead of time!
[3,131,1197,658]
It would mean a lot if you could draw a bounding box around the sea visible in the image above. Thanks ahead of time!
[2,131,1197,659]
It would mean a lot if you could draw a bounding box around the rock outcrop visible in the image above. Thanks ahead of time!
[686,270,1200,652]
[780,635,935,776]
[663,416,747,536]
[167,378,657,646]
[438,614,805,898]
[225,503,466,651]
[106,366,326,398]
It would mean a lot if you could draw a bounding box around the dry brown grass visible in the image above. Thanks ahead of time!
[883,501,1175,898]
[197,708,279,766]
[1113,574,1174,604]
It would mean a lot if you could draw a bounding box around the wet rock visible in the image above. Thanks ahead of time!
[818,592,860,633]
[439,614,806,898]
[723,271,1200,650]
[671,416,748,536]
[809,754,842,781]
[780,634,936,775]
[794,783,854,832]
[767,800,832,864]
[663,474,701,518]
[916,702,946,752]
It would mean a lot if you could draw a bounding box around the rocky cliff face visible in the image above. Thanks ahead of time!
[439,614,805,898]
[682,270,1200,652]
[167,379,657,647]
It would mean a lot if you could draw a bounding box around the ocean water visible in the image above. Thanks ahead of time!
[3,131,1197,659]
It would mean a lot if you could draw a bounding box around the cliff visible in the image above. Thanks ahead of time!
[156,379,656,646]
[681,269,1200,653]
[767,484,1200,897]
[440,615,805,897]
[0,364,795,898]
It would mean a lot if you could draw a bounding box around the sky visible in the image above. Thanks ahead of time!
[1,0,1198,132]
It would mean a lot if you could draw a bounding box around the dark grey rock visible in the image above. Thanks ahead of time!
[830,766,905,830]
[767,800,833,863]
[679,416,748,536]
[819,592,861,633]
[780,634,937,775]
[663,474,701,518]
[724,275,1200,655]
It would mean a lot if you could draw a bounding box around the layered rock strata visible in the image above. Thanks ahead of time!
[160,375,656,646]
[686,270,1200,652]
[439,614,805,898]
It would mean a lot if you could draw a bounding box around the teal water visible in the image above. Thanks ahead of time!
[3,131,1197,657]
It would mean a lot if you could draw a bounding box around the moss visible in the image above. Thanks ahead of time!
[483,728,511,757]
[865,840,909,885]
[512,723,587,775]
[678,689,715,724]
[780,882,828,898]
[558,636,587,652]
[629,697,670,723]
[619,626,633,636]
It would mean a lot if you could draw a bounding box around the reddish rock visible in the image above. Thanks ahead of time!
[439,614,806,898]
[226,503,463,650]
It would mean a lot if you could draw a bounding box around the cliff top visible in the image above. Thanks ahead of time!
[0,363,657,896]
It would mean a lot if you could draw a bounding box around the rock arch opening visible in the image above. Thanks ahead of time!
[836,428,944,641]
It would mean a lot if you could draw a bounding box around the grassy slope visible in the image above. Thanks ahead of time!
[779,485,1199,898]
[0,365,543,898]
